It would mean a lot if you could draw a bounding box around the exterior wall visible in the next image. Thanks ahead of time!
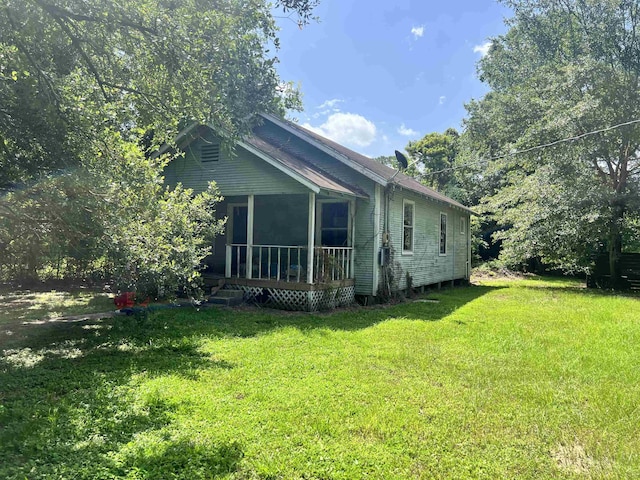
[165,124,470,297]
[386,188,470,291]
[163,132,308,196]
[255,122,381,296]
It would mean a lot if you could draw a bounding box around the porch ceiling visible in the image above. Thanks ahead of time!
[242,135,369,199]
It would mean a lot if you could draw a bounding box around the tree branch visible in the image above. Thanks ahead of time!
[37,1,158,37]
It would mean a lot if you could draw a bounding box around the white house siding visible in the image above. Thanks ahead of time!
[163,135,308,197]
[386,188,470,291]
[255,123,381,296]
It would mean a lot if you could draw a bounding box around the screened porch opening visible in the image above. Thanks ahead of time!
[223,193,355,285]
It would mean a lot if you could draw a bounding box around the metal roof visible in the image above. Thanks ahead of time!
[243,134,368,198]
[261,113,475,214]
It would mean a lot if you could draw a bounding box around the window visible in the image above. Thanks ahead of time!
[440,213,447,255]
[320,202,349,246]
[201,143,220,162]
[460,217,466,235]
[402,200,414,254]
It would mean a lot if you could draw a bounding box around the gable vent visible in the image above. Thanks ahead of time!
[201,143,220,162]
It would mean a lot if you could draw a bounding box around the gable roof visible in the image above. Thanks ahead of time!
[167,124,367,198]
[260,113,475,215]
[240,134,368,198]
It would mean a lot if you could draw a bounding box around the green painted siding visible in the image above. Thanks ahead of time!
[166,125,468,296]
[255,123,380,296]
[163,134,308,196]
[386,189,470,290]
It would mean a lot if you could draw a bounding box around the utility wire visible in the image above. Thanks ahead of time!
[418,117,640,177]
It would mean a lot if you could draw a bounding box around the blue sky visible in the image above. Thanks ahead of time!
[274,0,512,157]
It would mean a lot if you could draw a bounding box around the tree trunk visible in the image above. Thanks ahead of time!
[608,204,625,289]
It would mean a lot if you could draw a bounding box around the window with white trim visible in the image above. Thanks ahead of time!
[402,200,414,254]
[460,217,466,235]
[440,213,447,255]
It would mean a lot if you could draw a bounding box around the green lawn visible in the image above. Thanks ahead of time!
[0,287,114,326]
[1,278,639,479]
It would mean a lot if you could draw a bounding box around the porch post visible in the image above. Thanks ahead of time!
[307,192,316,284]
[247,194,254,279]
[372,184,382,295]
[349,199,356,279]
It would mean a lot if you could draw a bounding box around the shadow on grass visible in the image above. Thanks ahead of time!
[0,287,113,327]
[0,312,243,479]
[0,284,497,479]
[166,284,503,339]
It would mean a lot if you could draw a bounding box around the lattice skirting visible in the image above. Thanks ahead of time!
[224,284,355,311]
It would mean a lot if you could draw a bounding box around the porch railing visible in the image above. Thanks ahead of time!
[225,244,354,283]
[314,247,353,283]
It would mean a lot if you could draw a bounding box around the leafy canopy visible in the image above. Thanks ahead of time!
[0,0,318,293]
[461,0,640,273]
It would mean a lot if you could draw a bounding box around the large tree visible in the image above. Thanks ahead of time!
[1,0,315,185]
[406,128,466,201]
[462,0,640,282]
[0,0,317,291]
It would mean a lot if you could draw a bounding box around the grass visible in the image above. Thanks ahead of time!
[0,287,114,326]
[1,277,639,479]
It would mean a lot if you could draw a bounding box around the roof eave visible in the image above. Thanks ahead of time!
[261,113,389,187]
[239,139,366,199]
[390,184,477,215]
[237,139,320,194]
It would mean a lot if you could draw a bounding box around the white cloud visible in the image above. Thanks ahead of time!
[397,123,419,137]
[303,112,377,147]
[473,41,492,57]
[439,95,446,105]
[317,98,343,110]
[411,26,425,39]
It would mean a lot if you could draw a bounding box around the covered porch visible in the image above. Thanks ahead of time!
[208,192,358,310]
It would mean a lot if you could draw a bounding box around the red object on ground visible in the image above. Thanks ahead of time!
[114,292,136,309]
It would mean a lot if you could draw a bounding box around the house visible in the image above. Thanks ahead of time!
[163,113,474,311]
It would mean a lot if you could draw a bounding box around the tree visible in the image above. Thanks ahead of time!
[406,128,459,193]
[0,0,318,292]
[1,0,316,185]
[461,0,640,283]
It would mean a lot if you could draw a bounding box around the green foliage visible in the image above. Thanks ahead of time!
[461,0,640,275]
[373,154,399,169]
[0,136,225,297]
[0,0,317,292]
[2,280,640,478]
[406,128,460,195]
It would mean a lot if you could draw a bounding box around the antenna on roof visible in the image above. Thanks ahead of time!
[395,150,409,170]
[388,150,411,183]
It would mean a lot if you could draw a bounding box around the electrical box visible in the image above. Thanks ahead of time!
[378,246,391,266]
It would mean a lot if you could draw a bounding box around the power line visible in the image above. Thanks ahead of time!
[419,117,640,177]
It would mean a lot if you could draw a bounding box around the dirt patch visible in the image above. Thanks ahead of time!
[552,443,593,474]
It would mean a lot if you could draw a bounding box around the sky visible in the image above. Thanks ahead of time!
[274,0,513,158]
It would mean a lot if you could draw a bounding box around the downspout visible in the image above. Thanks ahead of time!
[382,183,393,297]
[452,212,455,282]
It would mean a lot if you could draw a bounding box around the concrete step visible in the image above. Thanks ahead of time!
[207,289,244,306]
[214,290,244,299]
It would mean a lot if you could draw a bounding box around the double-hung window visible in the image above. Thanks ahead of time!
[402,200,414,254]
[439,213,448,255]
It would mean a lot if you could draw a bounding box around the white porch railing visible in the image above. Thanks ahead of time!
[226,244,354,284]
[314,247,353,282]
